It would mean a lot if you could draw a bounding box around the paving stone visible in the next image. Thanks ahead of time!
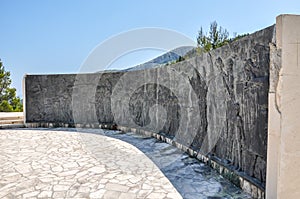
[63,162,79,168]
[37,191,53,198]
[14,187,35,196]
[142,183,153,190]
[53,184,70,192]
[105,183,130,192]
[88,166,106,174]
[51,166,63,172]
[23,191,40,198]
[119,192,137,199]
[52,191,66,198]
[103,190,121,199]
[90,190,106,199]
[167,192,182,198]
[78,186,91,193]
[59,169,79,176]
[137,190,153,198]
[146,192,167,199]
[39,177,54,183]
[75,170,89,178]
[66,189,77,197]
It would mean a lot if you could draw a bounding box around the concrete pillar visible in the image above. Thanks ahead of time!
[22,74,27,123]
[266,14,300,199]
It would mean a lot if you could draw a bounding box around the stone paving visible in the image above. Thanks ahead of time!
[0,129,182,199]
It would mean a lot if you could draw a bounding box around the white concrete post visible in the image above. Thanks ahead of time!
[266,14,300,199]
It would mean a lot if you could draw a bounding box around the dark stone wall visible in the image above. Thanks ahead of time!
[24,25,274,185]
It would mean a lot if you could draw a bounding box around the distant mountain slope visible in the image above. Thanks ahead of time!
[122,46,195,72]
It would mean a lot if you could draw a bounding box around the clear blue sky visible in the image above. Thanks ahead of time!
[1,0,300,97]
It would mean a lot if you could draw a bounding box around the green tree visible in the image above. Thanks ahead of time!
[197,27,212,52]
[197,21,229,52]
[0,59,23,112]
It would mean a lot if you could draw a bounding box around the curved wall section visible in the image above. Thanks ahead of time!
[24,25,275,193]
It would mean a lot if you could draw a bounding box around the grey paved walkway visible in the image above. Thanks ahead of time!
[0,129,182,199]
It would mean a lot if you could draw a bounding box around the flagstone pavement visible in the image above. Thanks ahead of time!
[0,129,182,199]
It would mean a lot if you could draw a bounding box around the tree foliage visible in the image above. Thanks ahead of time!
[197,21,230,52]
[163,21,249,66]
[0,59,23,112]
